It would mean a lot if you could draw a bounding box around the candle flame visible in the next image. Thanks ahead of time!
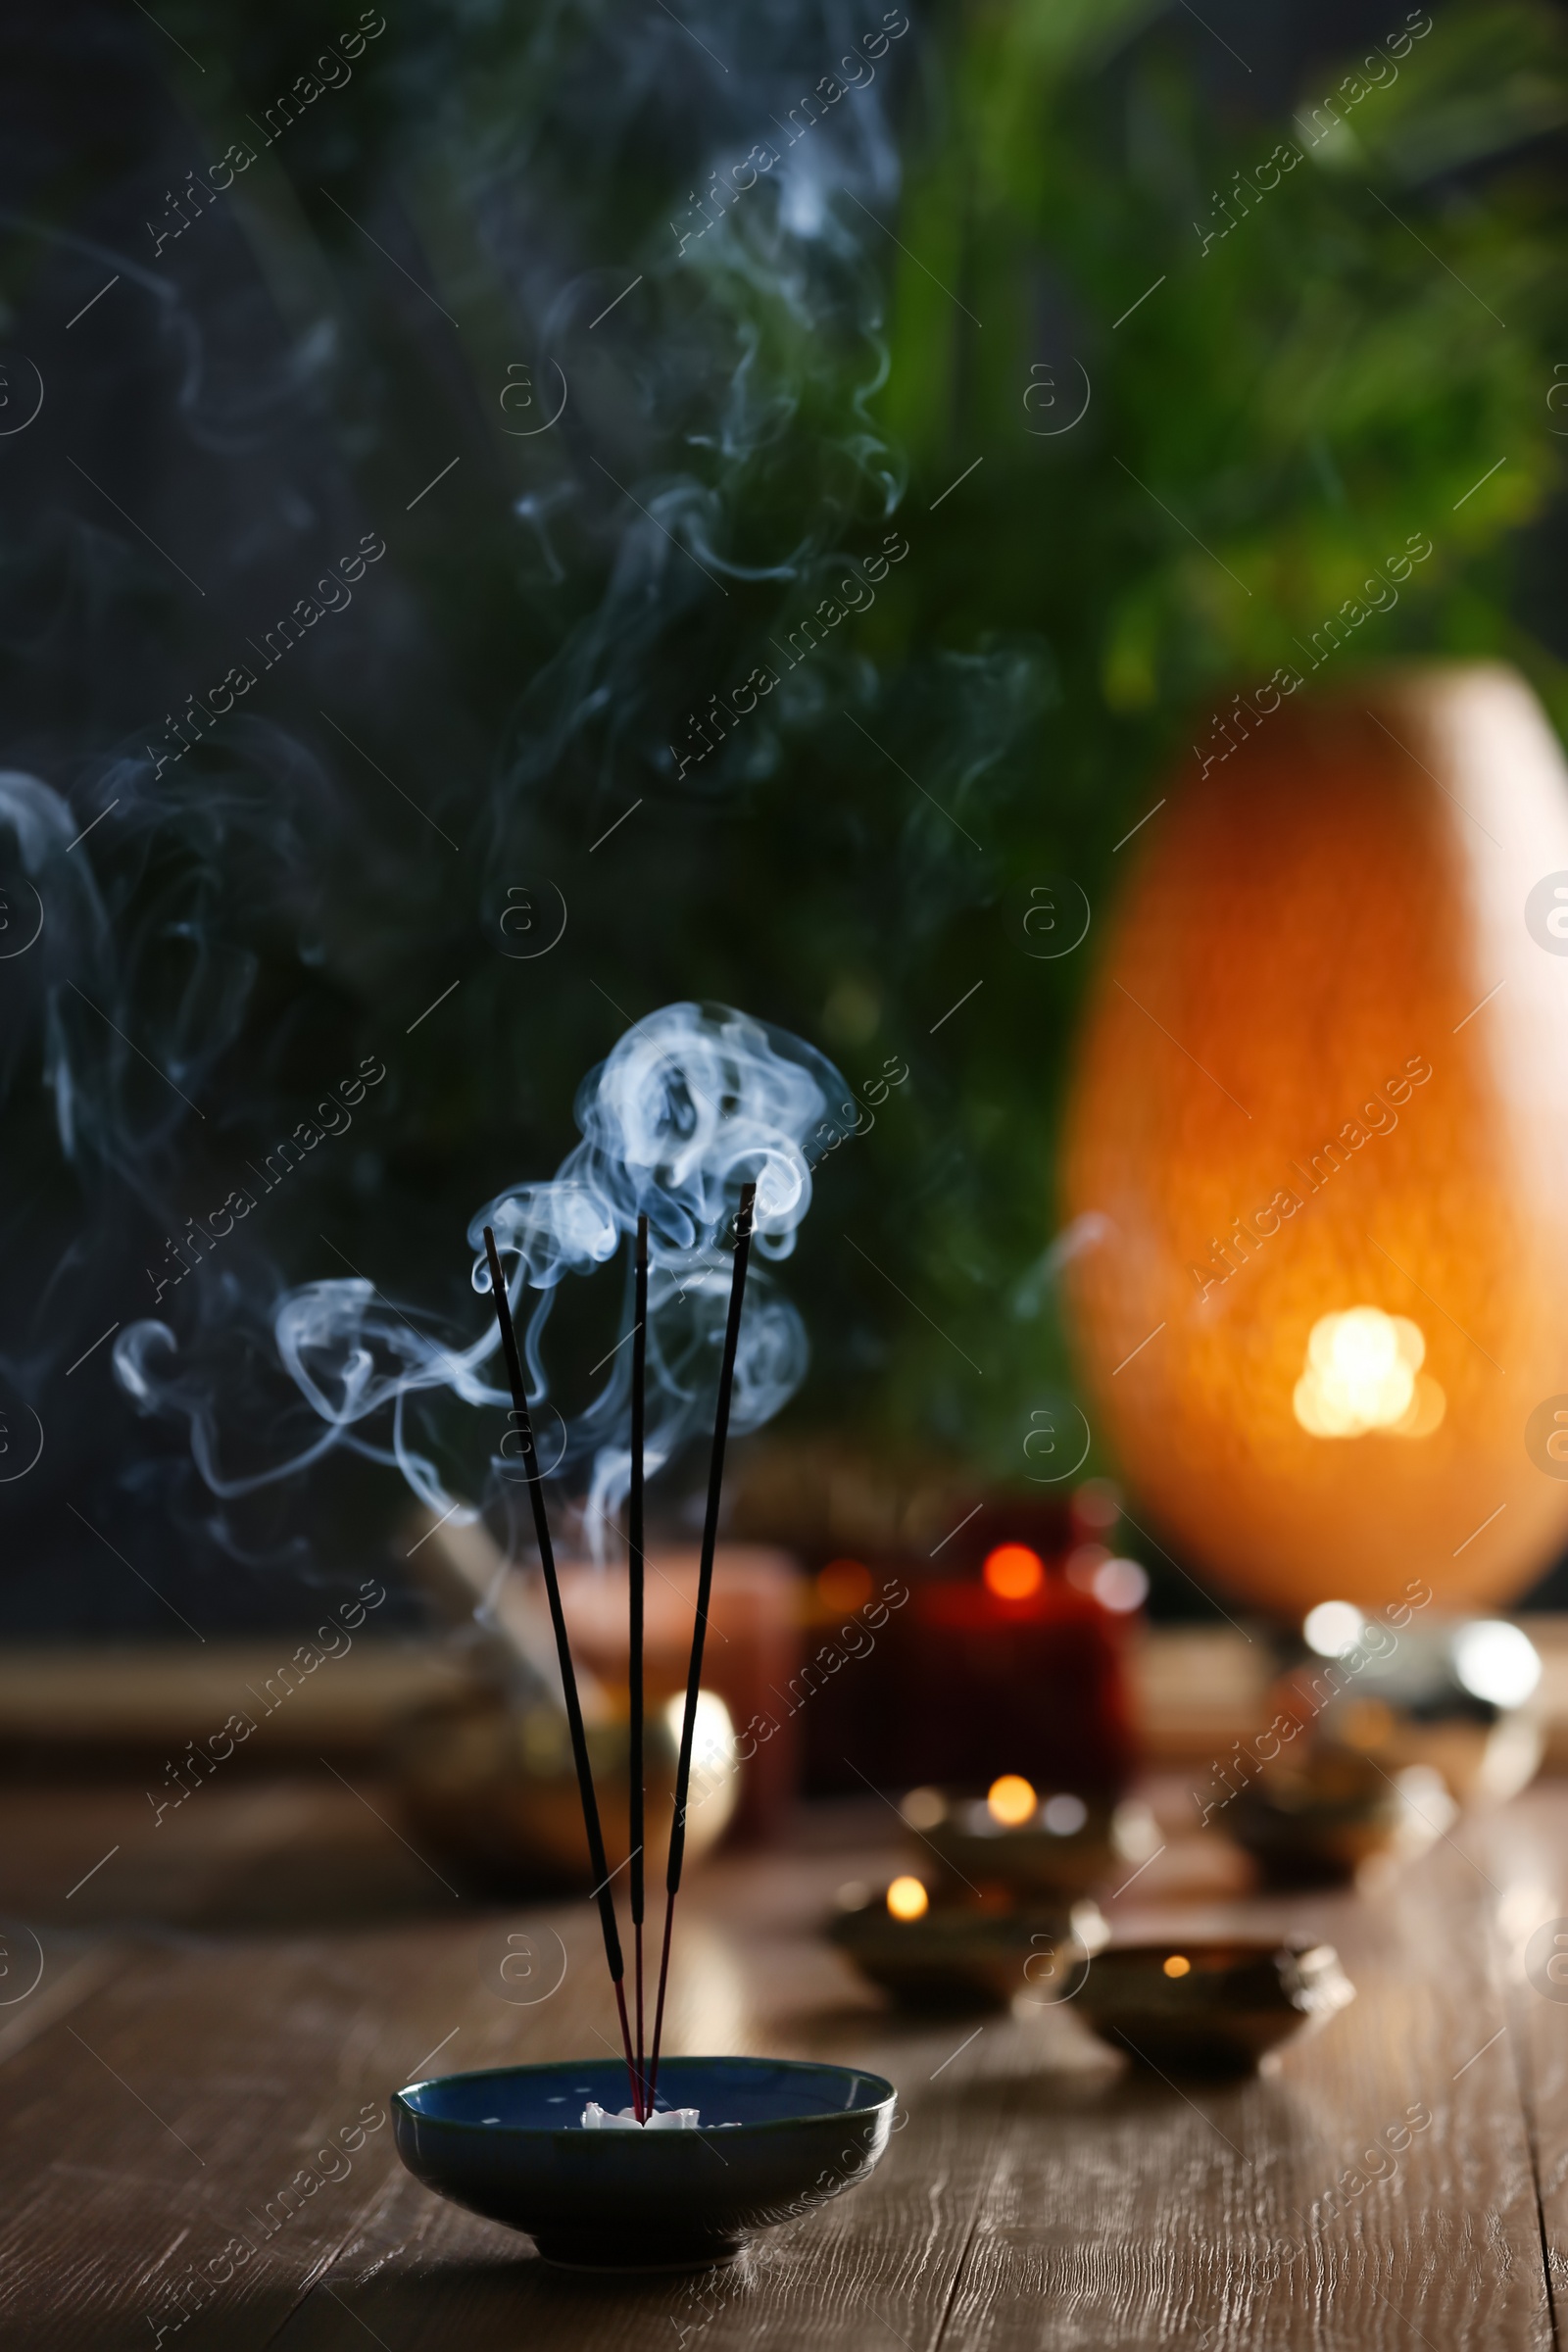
[1293,1306,1445,1439]
[986,1773,1038,1827]
[983,1544,1044,1600]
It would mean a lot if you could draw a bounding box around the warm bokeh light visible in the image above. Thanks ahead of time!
[987,1773,1038,1826]
[1067,1544,1148,1611]
[1092,1556,1149,1614]
[1293,1306,1436,1438]
[1162,1954,1192,1979]
[1071,1478,1123,1533]
[900,1786,945,1832]
[1452,1619,1542,1708]
[816,1557,874,1612]
[1063,1542,1107,1592]
[983,1544,1045,1600]
[886,1875,929,1921]
[1302,1599,1365,1658]
[1338,1697,1396,1750]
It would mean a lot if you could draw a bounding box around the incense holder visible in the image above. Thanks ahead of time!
[1077,1938,1354,2075]
[392,2054,897,2269]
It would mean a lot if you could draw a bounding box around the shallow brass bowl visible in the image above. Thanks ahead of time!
[829,1887,1107,2011]
[394,1691,737,1892]
[1078,1938,1354,2076]
[907,1788,1159,1902]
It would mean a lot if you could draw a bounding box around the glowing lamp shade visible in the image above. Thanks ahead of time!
[1061,666,1568,1615]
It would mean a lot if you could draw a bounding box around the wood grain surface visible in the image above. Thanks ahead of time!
[0,1769,1563,2349]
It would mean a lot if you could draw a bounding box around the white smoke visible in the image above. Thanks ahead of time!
[115,1001,847,1547]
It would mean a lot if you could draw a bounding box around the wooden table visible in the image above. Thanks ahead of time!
[1,1766,1565,2349]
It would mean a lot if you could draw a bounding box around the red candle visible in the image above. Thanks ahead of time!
[791,1541,1138,1800]
[896,1558,1136,1797]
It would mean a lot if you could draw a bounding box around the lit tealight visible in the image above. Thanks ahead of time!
[887,1875,929,1921]
[987,1773,1038,1827]
[1294,1306,1443,1439]
[984,1544,1045,1601]
[1302,1599,1366,1659]
[1162,1953,1192,1979]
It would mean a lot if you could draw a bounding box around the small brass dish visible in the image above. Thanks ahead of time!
[394,1689,737,1892]
[1078,1938,1354,2075]
[902,1785,1159,1902]
[829,1886,1108,2011]
[1227,1754,1452,1887]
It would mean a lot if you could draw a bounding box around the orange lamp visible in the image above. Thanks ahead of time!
[1061,664,1568,1617]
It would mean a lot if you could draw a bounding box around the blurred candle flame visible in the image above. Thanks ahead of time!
[1293,1306,1445,1439]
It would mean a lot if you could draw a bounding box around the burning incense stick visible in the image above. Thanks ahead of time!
[648,1180,757,2103]
[482,1224,643,2118]
[629,1212,649,2114]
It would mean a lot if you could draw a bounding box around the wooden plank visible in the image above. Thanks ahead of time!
[0,1778,1559,2348]
[0,1774,461,1932]
[0,1946,121,2071]
[265,1835,1046,2352]
[0,1775,555,2350]
[0,1903,610,2350]
[0,1644,479,1752]
[1486,1783,1568,2328]
[274,1805,1558,2350]
[937,1810,1553,2349]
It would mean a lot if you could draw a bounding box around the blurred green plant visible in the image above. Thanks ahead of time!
[821,0,1568,1480]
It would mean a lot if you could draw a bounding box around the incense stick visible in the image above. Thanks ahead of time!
[629,1212,649,2116]
[482,1224,642,2118]
[648,1180,757,2104]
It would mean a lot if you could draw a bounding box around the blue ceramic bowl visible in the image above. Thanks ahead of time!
[392,2055,896,2270]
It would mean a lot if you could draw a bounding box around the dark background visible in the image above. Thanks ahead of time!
[3,0,1567,1635]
